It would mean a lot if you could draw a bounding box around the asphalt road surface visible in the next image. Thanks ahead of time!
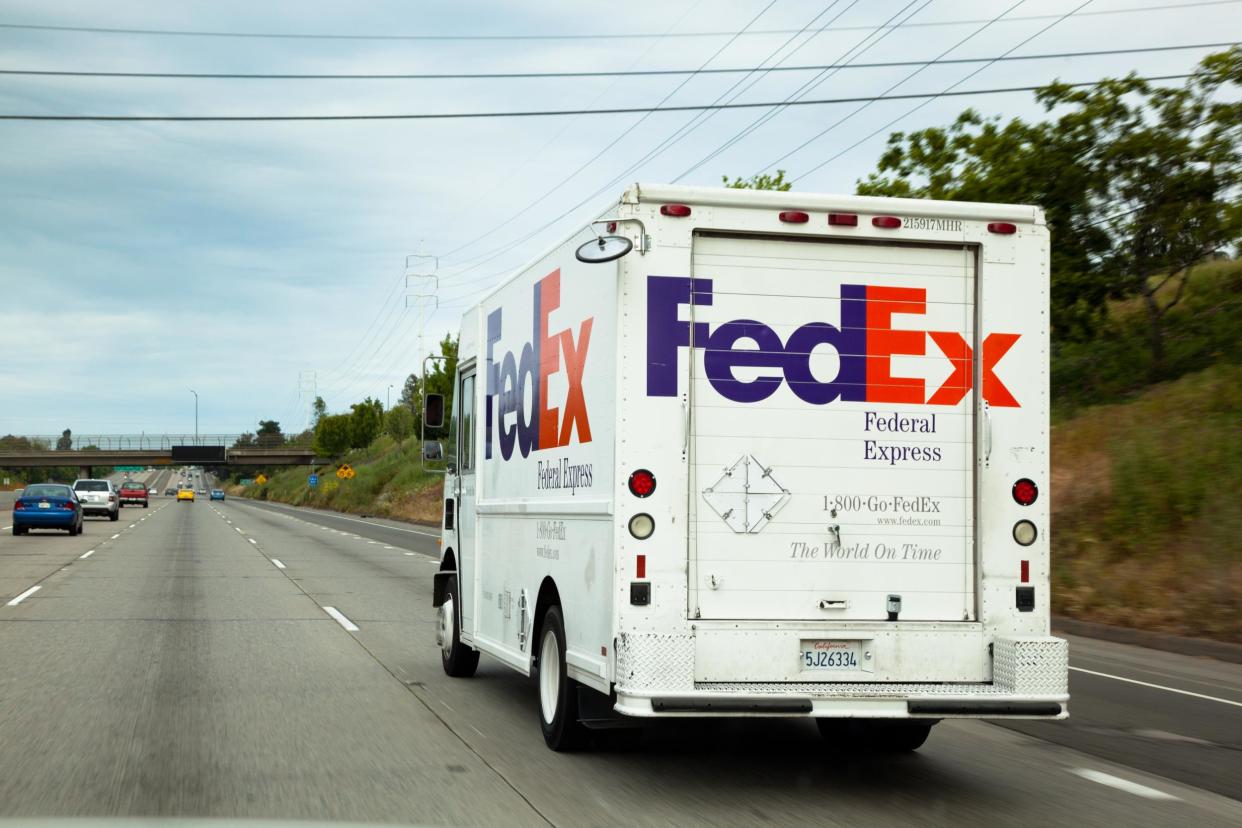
[1,493,1238,827]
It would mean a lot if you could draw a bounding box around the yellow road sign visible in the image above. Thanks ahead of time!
[336,464,355,480]
[255,474,268,485]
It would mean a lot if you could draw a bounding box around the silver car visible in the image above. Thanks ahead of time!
[71,479,120,521]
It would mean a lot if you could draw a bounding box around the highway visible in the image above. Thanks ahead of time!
[0,486,1238,826]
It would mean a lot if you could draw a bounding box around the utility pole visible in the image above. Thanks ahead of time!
[405,254,439,369]
[387,384,394,410]
[190,390,198,444]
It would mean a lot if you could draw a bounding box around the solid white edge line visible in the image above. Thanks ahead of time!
[271,558,286,569]
[80,550,95,559]
[323,606,359,632]
[1070,666,1242,708]
[7,585,41,606]
[1070,768,1180,801]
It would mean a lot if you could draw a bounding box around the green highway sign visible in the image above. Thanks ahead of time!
[115,465,144,472]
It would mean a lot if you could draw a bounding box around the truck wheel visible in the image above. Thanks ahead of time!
[817,720,934,752]
[438,574,479,678]
[537,605,587,751]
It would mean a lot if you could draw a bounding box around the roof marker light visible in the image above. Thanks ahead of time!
[828,213,858,227]
[660,204,691,217]
[988,222,1017,235]
[872,216,902,229]
[778,211,809,224]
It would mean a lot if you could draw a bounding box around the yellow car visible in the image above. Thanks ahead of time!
[176,488,195,502]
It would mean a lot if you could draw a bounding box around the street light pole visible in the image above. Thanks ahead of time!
[190,390,198,444]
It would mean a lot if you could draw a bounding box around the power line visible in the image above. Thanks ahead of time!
[6,42,1228,80]
[791,0,1098,182]
[1,75,1195,122]
[1,1,1236,41]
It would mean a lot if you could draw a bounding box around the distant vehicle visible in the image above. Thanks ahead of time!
[177,489,195,502]
[118,480,149,508]
[13,483,83,535]
[209,489,225,501]
[428,184,1065,752]
[196,488,207,495]
[72,479,119,521]
[148,488,157,496]
[164,488,177,497]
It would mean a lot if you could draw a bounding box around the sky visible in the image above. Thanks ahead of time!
[0,0,1236,437]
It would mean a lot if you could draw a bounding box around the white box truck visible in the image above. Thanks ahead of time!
[426,183,1067,751]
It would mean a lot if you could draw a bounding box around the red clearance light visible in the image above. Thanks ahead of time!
[1020,560,1030,583]
[988,222,1017,235]
[1012,478,1038,506]
[872,216,902,229]
[778,210,809,224]
[827,213,858,227]
[636,554,647,579]
[606,221,618,233]
[628,469,656,498]
[660,203,691,217]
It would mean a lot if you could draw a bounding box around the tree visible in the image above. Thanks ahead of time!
[313,413,352,458]
[56,429,73,451]
[312,396,327,426]
[722,169,791,191]
[256,420,284,448]
[231,432,256,448]
[348,397,384,448]
[385,405,415,443]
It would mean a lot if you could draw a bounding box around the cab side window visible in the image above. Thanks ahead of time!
[459,374,476,474]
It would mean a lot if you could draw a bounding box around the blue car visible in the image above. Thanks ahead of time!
[209,489,225,501]
[12,483,84,536]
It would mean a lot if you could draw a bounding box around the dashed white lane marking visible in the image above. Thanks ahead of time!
[1070,769,1180,801]
[271,558,286,569]
[128,524,135,529]
[79,550,95,559]
[440,700,454,712]
[7,585,41,606]
[248,538,258,545]
[110,533,120,540]
[322,606,359,632]
[468,724,486,738]
[367,541,378,545]
[236,527,244,533]
[404,552,416,556]
[384,546,395,550]
[1070,666,1242,708]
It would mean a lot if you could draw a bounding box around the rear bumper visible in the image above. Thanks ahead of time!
[119,497,147,504]
[613,632,1069,720]
[81,505,115,515]
[13,511,76,528]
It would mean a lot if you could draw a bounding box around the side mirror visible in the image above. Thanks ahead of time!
[424,393,445,429]
[422,441,443,461]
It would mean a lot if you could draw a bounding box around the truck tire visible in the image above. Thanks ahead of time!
[439,574,479,678]
[816,719,934,752]
[537,605,587,751]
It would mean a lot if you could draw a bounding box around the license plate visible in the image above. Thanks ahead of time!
[38,501,50,509]
[801,640,863,670]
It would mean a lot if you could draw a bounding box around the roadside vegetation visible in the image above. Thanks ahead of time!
[233,51,1241,642]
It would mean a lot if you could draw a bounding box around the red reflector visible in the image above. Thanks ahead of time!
[988,222,1017,235]
[1012,478,1038,506]
[628,468,656,498]
[778,210,809,224]
[606,221,617,233]
[827,213,858,227]
[1020,560,1030,583]
[660,203,691,217]
[872,215,902,229]
[636,554,647,579]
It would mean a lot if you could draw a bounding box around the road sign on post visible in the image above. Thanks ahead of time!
[255,474,268,485]
[336,464,355,480]
[308,474,318,488]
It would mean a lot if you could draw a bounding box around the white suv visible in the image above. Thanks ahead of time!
[72,479,119,521]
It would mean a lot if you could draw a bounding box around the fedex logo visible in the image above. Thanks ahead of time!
[646,275,1019,407]
[486,269,593,460]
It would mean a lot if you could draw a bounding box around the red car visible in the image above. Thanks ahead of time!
[117,480,149,508]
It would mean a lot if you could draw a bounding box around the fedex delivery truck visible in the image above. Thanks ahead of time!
[426,183,1067,752]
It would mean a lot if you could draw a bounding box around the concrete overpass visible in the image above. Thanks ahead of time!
[0,447,324,479]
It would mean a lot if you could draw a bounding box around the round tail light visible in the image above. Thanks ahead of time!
[628,513,655,540]
[628,469,656,498]
[1012,478,1038,506]
[1013,520,1037,546]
